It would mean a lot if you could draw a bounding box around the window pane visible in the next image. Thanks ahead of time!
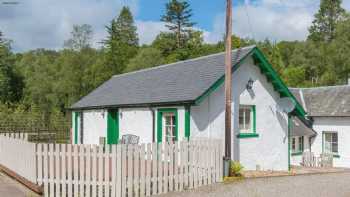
[324,141,332,153]
[325,133,332,143]
[332,133,338,142]
[332,143,338,153]
[292,138,296,152]
[239,109,244,130]
[245,108,251,130]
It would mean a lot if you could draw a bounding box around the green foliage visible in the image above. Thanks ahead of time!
[104,6,139,74]
[308,0,346,42]
[125,47,165,72]
[161,0,195,48]
[64,24,93,51]
[229,161,244,177]
[0,32,23,103]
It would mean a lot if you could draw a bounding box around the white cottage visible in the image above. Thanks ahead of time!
[70,45,309,171]
[291,86,350,167]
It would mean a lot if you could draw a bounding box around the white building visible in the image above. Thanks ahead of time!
[71,46,310,171]
[291,86,350,167]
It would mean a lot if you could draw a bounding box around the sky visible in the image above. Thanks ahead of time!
[1,0,350,52]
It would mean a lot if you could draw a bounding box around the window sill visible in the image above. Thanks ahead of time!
[291,152,303,156]
[333,154,340,158]
[237,133,259,138]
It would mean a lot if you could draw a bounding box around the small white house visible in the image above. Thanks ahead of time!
[291,86,350,167]
[71,46,310,171]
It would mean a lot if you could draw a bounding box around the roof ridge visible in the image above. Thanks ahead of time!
[290,84,350,90]
[111,45,256,79]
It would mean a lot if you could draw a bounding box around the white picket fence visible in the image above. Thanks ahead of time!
[0,134,223,197]
[0,133,36,183]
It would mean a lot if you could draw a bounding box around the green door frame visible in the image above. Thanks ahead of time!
[74,111,80,144]
[157,108,178,142]
[107,109,119,144]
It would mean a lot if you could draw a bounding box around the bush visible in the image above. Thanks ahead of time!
[230,161,244,177]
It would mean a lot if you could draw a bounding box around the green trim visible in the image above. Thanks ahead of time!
[252,49,306,118]
[194,47,307,119]
[185,106,191,139]
[107,109,119,144]
[157,108,178,142]
[291,152,303,156]
[194,49,255,105]
[238,105,257,136]
[236,133,259,138]
[74,112,79,144]
[252,105,256,133]
[288,114,291,171]
[333,154,340,158]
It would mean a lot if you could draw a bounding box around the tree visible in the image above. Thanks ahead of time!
[161,0,195,48]
[125,47,165,72]
[104,6,139,74]
[0,32,23,103]
[308,0,346,42]
[64,24,93,51]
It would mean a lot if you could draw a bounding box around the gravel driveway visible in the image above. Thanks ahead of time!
[159,172,350,197]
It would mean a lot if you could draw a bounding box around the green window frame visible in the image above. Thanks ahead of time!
[107,109,119,144]
[291,136,304,156]
[323,131,340,158]
[157,108,178,142]
[237,105,259,138]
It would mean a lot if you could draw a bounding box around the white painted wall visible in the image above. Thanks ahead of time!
[119,108,153,144]
[82,110,107,145]
[311,117,350,167]
[191,57,289,171]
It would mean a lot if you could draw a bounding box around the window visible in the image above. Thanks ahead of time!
[324,132,338,154]
[164,112,176,142]
[291,136,304,154]
[291,138,296,153]
[298,136,304,152]
[237,105,258,138]
[157,109,178,143]
[239,105,254,133]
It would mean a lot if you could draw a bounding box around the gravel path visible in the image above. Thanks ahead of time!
[0,171,41,197]
[159,172,350,197]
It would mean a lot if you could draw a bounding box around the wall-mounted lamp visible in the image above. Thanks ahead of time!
[246,78,254,90]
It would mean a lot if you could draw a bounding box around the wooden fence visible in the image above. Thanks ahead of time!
[0,133,36,183]
[0,134,223,197]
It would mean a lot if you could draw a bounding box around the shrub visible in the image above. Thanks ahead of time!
[230,161,244,177]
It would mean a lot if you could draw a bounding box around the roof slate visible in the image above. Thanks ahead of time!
[290,85,350,117]
[71,45,256,109]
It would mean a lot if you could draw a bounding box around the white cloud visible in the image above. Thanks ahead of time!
[136,21,167,45]
[206,0,320,43]
[0,0,139,51]
[2,0,349,51]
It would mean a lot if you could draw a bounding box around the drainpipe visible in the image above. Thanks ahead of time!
[288,114,291,171]
[150,108,155,142]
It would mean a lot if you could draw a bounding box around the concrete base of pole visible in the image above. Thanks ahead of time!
[223,157,231,177]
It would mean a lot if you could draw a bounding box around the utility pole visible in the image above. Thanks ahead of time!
[224,0,232,162]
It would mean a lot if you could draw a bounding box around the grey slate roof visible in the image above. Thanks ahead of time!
[71,45,256,109]
[290,85,350,117]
